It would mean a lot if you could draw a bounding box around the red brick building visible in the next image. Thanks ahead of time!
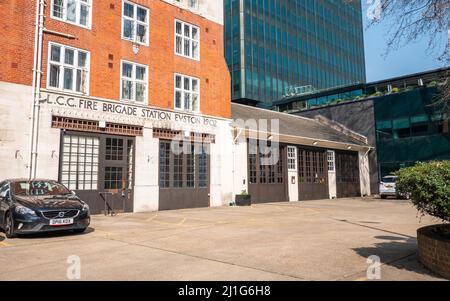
[0,1,372,216]
[0,0,234,213]
[1,0,230,117]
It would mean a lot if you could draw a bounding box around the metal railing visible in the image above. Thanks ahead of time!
[99,192,116,216]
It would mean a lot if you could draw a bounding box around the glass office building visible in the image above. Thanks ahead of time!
[276,67,450,183]
[224,0,366,107]
[374,87,450,177]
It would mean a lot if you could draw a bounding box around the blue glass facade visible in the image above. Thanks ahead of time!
[277,68,450,182]
[374,87,450,177]
[224,0,366,107]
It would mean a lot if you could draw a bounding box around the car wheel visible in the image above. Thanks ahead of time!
[5,212,16,239]
[380,195,387,199]
[73,228,87,234]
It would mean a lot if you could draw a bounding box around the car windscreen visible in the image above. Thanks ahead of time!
[382,177,396,183]
[11,181,72,196]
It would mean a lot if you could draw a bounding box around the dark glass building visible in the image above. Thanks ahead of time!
[224,0,366,108]
[275,67,450,193]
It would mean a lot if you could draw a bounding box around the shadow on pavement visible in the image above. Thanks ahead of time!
[352,235,443,279]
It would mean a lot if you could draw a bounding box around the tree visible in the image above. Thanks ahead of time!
[396,161,450,224]
[365,0,449,61]
[349,0,450,110]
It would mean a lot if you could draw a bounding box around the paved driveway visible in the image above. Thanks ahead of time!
[0,197,445,281]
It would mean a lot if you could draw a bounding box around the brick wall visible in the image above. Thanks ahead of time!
[0,1,36,86]
[417,225,450,279]
[0,0,231,119]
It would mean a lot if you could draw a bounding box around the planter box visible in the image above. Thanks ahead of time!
[235,195,251,206]
[417,224,450,279]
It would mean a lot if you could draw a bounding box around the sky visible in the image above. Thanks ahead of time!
[361,2,448,82]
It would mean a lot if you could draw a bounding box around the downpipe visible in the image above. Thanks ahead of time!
[231,127,243,203]
[360,147,373,197]
[28,0,45,179]
[28,0,41,179]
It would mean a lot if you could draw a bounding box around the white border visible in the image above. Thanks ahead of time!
[120,59,149,104]
[50,0,93,30]
[173,72,201,113]
[174,19,200,62]
[46,41,91,96]
[327,150,336,173]
[121,0,150,47]
[287,146,298,171]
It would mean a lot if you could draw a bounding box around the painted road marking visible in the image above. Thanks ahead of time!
[146,214,159,222]
[152,218,184,226]
[177,217,187,225]
[304,208,321,214]
[93,229,114,238]
[0,242,13,247]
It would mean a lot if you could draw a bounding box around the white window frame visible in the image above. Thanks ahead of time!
[174,19,200,61]
[287,146,297,171]
[327,150,336,172]
[61,134,99,191]
[187,0,199,9]
[46,42,90,95]
[50,0,92,29]
[121,0,150,46]
[120,60,148,103]
[173,0,199,11]
[174,73,200,113]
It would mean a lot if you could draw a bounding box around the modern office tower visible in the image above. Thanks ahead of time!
[224,0,366,107]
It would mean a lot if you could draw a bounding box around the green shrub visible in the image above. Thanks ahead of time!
[373,91,383,97]
[395,161,450,222]
[240,189,249,196]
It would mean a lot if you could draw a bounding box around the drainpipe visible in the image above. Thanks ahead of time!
[231,127,243,202]
[28,0,45,179]
[361,147,372,197]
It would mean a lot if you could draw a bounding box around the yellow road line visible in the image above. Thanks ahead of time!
[93,229,114,238]
[354,277,368,281]
[304,208,321,214]
[177,217,187,225]
[0,242,12,247]
[146,214,159,222]
[152,219,182,226]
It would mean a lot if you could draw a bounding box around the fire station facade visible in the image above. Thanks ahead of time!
[0,0,371,214]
